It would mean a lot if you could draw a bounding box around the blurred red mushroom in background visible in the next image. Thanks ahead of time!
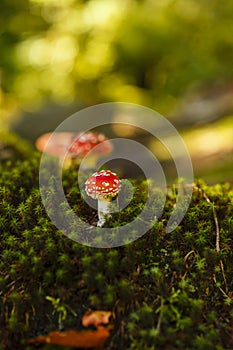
[85,170,121,227]
[68,132,113,170]
[35,131,112,169]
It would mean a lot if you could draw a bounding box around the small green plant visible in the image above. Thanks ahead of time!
[45,296,77,330]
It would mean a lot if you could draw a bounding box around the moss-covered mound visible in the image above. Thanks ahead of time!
[0,157,233,350]
[0,130,35,162]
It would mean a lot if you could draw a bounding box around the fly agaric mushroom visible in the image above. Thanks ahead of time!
[35,131,112,169]
[85,170,121,227]
[68,132,113,169]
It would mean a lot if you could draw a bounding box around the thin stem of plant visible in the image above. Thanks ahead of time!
[202,191,228,292]
[156,298,164,333]
[202,192,220,252]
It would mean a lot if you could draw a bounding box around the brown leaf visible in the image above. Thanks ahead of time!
[27,326,112,348]
[82,311,112,328]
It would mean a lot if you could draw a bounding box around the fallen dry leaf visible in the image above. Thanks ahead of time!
[27,326,112,348]
[82,310,112,328]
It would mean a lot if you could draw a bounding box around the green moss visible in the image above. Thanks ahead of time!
[0,158,233,350]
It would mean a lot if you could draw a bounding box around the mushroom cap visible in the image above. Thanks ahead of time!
[68,132,113,158]
[35,132,75,157]
[85,170,121,199]
[35,131,112,160]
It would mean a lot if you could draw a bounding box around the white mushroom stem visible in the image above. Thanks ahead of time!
[97,199,112,227]
[59,156,72,169]
[75,155,98,171]
[61,154,97,170]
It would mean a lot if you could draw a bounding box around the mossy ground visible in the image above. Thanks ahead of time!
[0,142,233,350]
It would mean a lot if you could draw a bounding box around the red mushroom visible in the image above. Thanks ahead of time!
[85,170,121,227]
[35,131,112,169]
[68,132,113,169]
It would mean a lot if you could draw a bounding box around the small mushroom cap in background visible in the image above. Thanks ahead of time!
[68,132,113,158]
[35,131,113,161]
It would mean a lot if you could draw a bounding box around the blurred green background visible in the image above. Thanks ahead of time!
[0,0,233,183]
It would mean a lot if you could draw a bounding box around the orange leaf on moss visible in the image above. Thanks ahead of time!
[82,310,112,328]
[27,326,112,348]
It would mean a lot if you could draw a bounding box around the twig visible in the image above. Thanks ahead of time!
[202,191,228,292]
[184,249,195,262]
